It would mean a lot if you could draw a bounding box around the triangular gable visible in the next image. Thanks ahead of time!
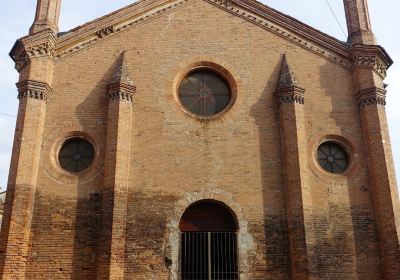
[54,0,352,69]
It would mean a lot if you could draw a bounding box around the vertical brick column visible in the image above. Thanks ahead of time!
[353,45,400,279]
[0,30,55,280]
[97,53,135,280]
[343,0,376,44]
[0,81,50,280]
[30,0,62,34]
[344,1,400,277]
[275,55,313,280]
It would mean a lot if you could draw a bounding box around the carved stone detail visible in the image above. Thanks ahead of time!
[352,45,392,79]
[275,87,305,105]
[354,53,387,78]
[96,26,114,38]
[357,87,386,108]
[16,80,52,101]
[26,41,55,57]
[11,32,56,72]
[107,86,136,102]
[107,92,134,101]
[215,0,232,7]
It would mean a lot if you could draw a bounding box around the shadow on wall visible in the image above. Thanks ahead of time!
[70,54,120,279]
[250,55,291,279]
[311,60,382,278]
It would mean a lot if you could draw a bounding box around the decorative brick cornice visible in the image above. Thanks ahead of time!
[357,87,386,109]
[352,45,393,79]
[16,80,52,101]
[96,25,114,38]
[10,31,56,72]
[211,0,352,69]
[55,0,189,61]
[215,0,232,6]
[275,86,305,105]
[53,0,352,69]
[106,84,136,102]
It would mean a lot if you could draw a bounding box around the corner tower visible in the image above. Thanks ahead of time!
[343,1,400,278]
[0,0,60,278]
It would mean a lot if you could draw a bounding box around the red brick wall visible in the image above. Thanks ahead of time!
[2,0,398,279]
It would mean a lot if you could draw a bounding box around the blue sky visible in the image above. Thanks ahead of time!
[0,0,399,189]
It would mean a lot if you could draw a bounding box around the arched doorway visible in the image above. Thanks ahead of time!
[179,200,239,279]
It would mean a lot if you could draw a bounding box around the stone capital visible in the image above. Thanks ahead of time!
[275,86,305,106]
[16,80,52,101]
[106,84,136,102]
[357,86,386,109]
[352,44,393,79]
[10,31,56,72]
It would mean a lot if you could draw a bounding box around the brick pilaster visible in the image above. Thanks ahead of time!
[0,30,55,280]
[97,53,135,280]
[354,46,400,279]
[0,81,50,280]
[275,55,314,280]
[343,1,400,276]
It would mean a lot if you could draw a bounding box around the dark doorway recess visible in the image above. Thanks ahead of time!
[179,200,239,280]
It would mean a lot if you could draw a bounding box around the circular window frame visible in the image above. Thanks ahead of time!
[175,63,237,120]
[54,132,98,176]
[57,137,96,174]
[313,136,353,177]
[316,140,350,175]
[42,127,103,185]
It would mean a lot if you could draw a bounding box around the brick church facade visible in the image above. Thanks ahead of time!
[1,0,399,279]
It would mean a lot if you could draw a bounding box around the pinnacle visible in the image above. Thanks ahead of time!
[277,54,301,90]
[109,51,134,86]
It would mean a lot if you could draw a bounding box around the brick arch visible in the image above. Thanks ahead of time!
[164,188,256,280]
[179,199,239,232]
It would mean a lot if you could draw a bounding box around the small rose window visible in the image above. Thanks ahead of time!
[317,142,349,174]
[178,69,232,117]
[58,138,95,173]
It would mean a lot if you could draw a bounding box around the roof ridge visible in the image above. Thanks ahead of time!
[47,0,352,68]
[234,0,349,49]
[57,0,348,49]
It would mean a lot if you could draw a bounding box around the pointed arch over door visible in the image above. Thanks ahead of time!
[179,200,239,280]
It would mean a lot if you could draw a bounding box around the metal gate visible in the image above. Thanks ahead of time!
[180,232,239,280]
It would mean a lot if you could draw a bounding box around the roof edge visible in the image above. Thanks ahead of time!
[235,0,350,53]
[52,0,353,67]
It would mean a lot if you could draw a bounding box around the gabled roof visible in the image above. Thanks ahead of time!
[53,0,352,68]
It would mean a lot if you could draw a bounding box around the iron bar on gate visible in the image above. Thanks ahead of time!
[180,232,239,280]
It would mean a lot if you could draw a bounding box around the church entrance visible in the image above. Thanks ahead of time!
[179,200,239,280]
